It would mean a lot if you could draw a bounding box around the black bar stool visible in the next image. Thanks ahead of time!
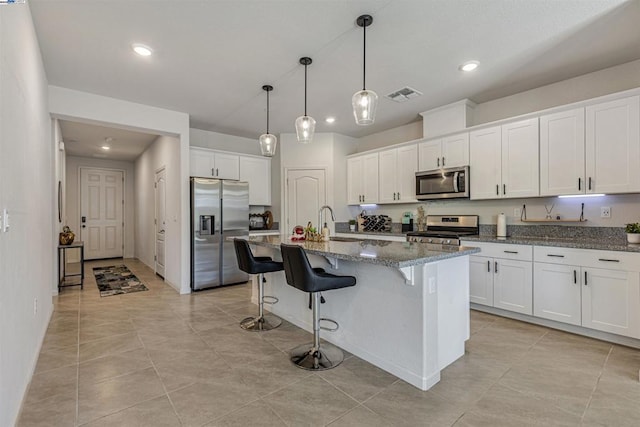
[280,243,356,371]
[233,239,283,331]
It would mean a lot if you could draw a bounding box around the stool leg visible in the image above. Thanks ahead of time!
[240,273,282,331]
[289,292,344,370]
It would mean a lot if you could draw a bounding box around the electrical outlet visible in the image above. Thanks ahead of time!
[601,207,611,218]
[514,208,521,218]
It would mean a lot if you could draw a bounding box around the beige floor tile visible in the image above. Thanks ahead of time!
[319,356,398,403]
[34,344,78,373]
[154,349,230,391]
[24,364,78,405]
[205,399,286,427]
[17,388,76,427]
[40,330,78,351]
[81,395,181,427]
[79,332,143,362]
[582,387,640,427]
[232,352,312,395]
[364,380,464,427]
[77,367,165,425]
[262,375,359,427]
[328,404,394,426]
[79,319,136,342]
[78,348,153,386]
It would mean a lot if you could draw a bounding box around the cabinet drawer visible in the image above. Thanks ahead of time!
[461,241,532,261]
[535,246,640,272]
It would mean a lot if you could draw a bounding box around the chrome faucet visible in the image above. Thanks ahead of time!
[318,205,335,231]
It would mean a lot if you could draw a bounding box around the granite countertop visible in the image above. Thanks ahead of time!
[335,230,408,238]
[248,229,280,236]
[460,235,640,253]
[243,235,480,268]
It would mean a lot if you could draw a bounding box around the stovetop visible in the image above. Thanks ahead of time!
[406,215,479,245]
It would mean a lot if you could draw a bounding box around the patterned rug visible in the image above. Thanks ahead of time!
[93,265,148,297]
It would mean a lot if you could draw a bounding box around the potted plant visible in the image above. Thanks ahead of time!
[348,219,357,232]
[625,223,640,244]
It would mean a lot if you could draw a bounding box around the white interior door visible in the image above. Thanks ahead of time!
[155,167,167,278]
[286,169,326,232]
[80,168,124,260]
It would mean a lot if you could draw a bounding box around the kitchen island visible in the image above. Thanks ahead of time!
[243,235,480,390]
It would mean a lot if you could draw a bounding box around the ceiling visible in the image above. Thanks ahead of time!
[30,0,640,143]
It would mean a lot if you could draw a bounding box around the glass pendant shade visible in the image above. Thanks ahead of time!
[352,89,378,125]
[259,133,277,157]
[295,115,316,144]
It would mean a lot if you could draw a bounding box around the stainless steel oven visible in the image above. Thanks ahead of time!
[415,166,469,200]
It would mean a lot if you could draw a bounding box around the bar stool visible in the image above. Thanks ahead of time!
[280,243,356,371]
[233,239,283,331]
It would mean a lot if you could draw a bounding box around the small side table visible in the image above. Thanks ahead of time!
[58,241,84,292]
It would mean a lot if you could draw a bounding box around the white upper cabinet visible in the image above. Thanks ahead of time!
[347,153,379,205]
[190,148,240,180]
[239,156,271,205]
[469,126,502,199]
[379,145,418,204]
[418,132,469,171]
[470,119,539,200]
[585,96,640,194]
[501,118,539,198]
[540,108,585,196]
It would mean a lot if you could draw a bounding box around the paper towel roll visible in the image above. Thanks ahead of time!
[497,213,507,237]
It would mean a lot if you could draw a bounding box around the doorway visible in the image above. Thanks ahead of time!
[285,168,327,231]
[80,167,124,260]
[155,166,167,278]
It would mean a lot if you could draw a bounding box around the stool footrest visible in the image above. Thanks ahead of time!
[262,295,279,305]
[319,318,339,332]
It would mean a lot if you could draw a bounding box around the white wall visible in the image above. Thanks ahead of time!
[135,135,181,290]
[48,86,192,293]
[65,156,136,261]
[191,127,282,225]
[0,3,54,426]
[355,121,422,153]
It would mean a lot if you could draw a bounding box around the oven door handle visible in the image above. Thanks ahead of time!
[453,171,459,193]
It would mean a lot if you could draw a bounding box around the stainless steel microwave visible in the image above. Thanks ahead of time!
[415,166,469,200]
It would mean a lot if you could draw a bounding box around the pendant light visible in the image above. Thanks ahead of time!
[259,85,277,157]
[352,14,378,125]
[295,57,316,144]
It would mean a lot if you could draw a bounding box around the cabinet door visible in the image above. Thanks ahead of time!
[493,259,533,315]
[347,157,364,205]
[586,96,640,194]
[362,153,379,204]
[540,108,585,196]
[396,145,418,202]
[582,267,640,338]
[190,148,215,177]
[239,156,271,205]
[470,126,502,200]
[418,139,442,171]
[378,149,398,204]
[213,153,240,180]
[469,256,494,306]
[501,118,539,198]
[442,132,469,168]
[533,262,581,326]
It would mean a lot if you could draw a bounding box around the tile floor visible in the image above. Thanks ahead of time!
[17,258,640,426]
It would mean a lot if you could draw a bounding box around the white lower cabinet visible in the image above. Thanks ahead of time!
[534,246,640,339]
[463,241,533,315]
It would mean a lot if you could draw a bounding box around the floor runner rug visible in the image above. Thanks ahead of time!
[93,265,148,297]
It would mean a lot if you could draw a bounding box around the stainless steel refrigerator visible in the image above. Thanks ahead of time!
[190,177,249,291]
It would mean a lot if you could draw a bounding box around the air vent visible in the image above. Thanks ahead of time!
[385,86,423,103]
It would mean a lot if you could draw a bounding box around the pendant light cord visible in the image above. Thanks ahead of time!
[304,63,308,116]
[266,89,270,134]
[362,22,366,91]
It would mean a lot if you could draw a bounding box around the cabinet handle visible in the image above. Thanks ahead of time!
[494,261,498,274]
[598,258,620,263]
[216,168,219,176]
[546,254,565,258]
[496,185,499,196]
[211,168,214,176]
[503,184,506,195]
[442,157,445,166]
[487,260,490,272]
[584,271,588,286]
[574,270,577,284]
[578,177,581,191]
[437,158,440,167]
[398,192,400,199]
[503,250,518,254]
[588,177,592,191]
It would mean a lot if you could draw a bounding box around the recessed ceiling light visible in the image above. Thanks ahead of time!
[325,117,336,124]
[459,61,479,72]
[101,145,110,150]
[132,43,153,56]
